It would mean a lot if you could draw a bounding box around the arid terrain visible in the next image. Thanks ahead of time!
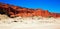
[0,2,60,29]
[0,14,60,29]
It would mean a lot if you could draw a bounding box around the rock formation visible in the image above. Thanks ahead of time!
[0,2,60,18]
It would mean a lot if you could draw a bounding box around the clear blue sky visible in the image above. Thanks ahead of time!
[0,0,60,13]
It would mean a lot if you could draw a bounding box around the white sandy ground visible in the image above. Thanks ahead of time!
[0,14,60,29]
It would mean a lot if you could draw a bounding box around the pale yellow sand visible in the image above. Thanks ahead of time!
[0,14,60,29]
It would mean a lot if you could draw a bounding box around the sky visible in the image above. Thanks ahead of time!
[0,0,60,13]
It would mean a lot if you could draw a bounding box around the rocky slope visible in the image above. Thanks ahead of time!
[0,2,60,29]
[0,2,60,18]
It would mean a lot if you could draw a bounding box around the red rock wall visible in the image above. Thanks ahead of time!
[0,3,60,18]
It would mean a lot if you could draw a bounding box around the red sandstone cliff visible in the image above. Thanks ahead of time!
[0,3,60,18]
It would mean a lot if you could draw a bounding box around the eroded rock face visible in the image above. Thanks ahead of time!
[0,3,60,18]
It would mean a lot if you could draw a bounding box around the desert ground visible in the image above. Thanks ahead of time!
[0,14,60,29]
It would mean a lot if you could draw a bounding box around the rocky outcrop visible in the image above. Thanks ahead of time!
[0,2,60,18]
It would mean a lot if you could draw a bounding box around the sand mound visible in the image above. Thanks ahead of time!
[0,14,60,29]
